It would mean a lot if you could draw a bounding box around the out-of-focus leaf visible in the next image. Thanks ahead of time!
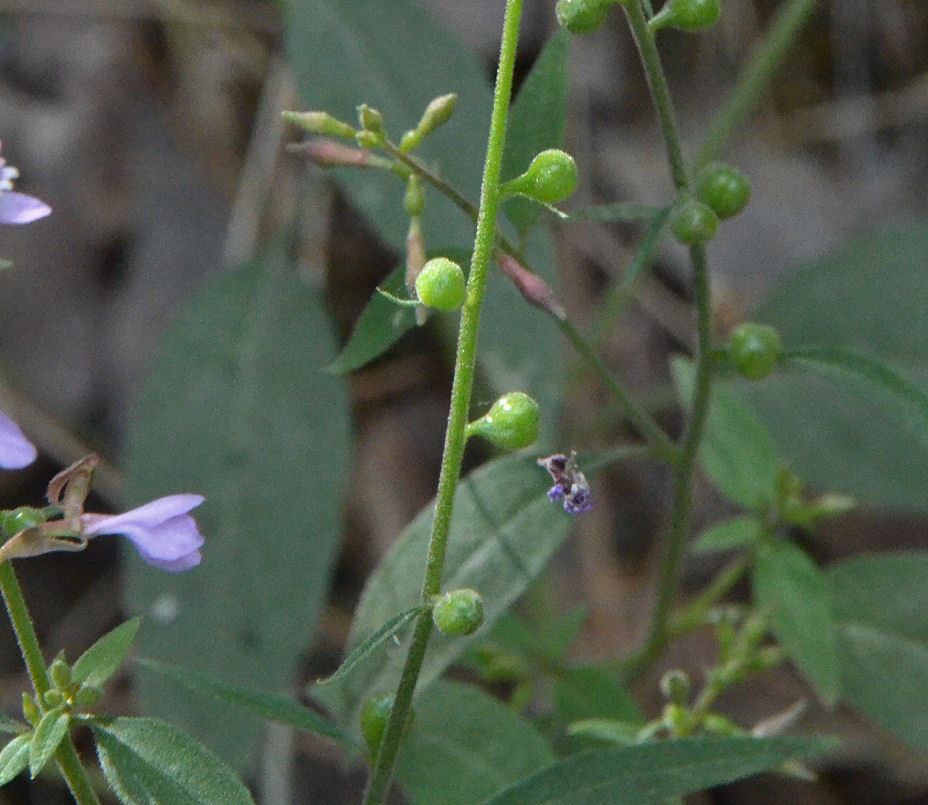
[481,736,834,804]
[0,714,27,737]
[754,542,840,706]
[327,266,418,374]
[566,720,641,746]
[501,29,571,233]
[397,680,554,805]
[92,717,253,805]
[72,618,141,689]
[691,516,763,554]
[672,358,780,508]
[829,551,928,753]
[748,222,928,512]
[555,667,644,727]
[123,240,350,768]
[312,454,574,730]
[137,660,359,755]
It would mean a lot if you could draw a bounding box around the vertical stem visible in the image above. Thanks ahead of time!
[0,562,101,804]
[362,1,524,801]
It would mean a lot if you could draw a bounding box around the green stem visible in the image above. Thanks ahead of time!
[624,1,689,191]
[666,552,751,640]
[362,1,524,801]
[0,563,101,804]
[694,0,822,168]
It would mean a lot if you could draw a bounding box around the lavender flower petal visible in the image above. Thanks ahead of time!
[0,191,51,224]
[0,411,37,469]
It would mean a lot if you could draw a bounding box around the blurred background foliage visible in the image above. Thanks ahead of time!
[0,0,927,801]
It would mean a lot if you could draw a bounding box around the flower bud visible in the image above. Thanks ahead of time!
[404,175,425,218]
[729,322,781,380]
[1,506,47,538]
[467,392,540,449]
[669,196,718,245]
[72,685,102,708]
[659,669,691,705]
[415,257,466,312]
[649,0,721,33]
[42,689,64,709]
[432,588,484,636]
[22,693,40,727]
[281,110,356,139]
[400,93,457,151]
[50,657,71,691]
[355,129,384,149]
[695,162,751,220]
[501,149,578,204]
[357,104,384,135]
[555,0,615,34]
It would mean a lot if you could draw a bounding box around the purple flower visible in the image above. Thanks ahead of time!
[546,483,565,502]
[538,451,593,515]
[0,142,51,224]
[0,411,37,469]
[81,494,205,572]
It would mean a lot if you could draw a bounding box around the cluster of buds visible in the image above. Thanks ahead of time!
[538,451,593,514]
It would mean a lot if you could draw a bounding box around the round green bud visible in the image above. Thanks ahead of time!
[555,0,614,35]
[72,685,102,708]
[650,0,721,32]
[42,689,65,709]
[504,149,578,204]
[669,196,719,245]
[415,257,466,312]
[695,162,751,219]
[729,322,781,380]
[50,658,72,691]
[659,669,691,705]
[432,588,484,636]
[404,175,425,217]
[467,392,540,449]
[2,506,47,538]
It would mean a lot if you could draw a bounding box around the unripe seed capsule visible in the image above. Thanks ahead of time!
[729,323,781,380]
[415,257,466,312]
[669,197,718,245]
[432,588,484,636]
[502,149,578,205]
[555,0,614,35]
[659,669,691,705]
[649,0,721,32]
[696,162,751,219]
[466,392,540,449]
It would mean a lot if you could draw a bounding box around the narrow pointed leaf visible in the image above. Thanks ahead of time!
[28,707,69,778]
[327,266,418,374]
[0,714,28,736]
[92,717,253,805]
[0,733,31,785]
[72,618,141,688]
[137,659,358,755]
[754,542,840,705]
[481,736,834,804]
[318,605,426,685]
[692,516,763,554]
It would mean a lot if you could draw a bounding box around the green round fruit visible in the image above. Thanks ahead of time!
[696,162,751,219]
[432,588,484,636]
[729,323,781,380]
[669,197,718,245]
[651,0,721,32]
[415,257,466,312]
[506,149,578,204]
[556,0,613,35]
[468,391,540,449]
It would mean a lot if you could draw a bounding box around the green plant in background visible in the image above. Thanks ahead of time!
[2,0,928,802]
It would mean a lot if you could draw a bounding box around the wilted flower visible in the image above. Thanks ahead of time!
[0,411,37,469]
[81,494,205,572]
[538,451,593,515]
[0,142,51,224]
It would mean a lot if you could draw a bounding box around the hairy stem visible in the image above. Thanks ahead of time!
[0,563,101,804]
[362,1,524,801]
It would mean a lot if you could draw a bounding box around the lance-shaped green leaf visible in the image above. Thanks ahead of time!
[72,618,141,689]
[29,707,69,778]
[312,453,575,730]
[0,713,28,737]
[317,605,427,685]
[501,29,571,233]
[555,667,644,727]
[327,266,418,374]
[92,717,254,805]
[0,734,31,785]
[754,542,840,706]
[397,681,554,805]
[829,551,928,753]
[691,516,763,554]
[137,659,358,755]
[481,736,834,804]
